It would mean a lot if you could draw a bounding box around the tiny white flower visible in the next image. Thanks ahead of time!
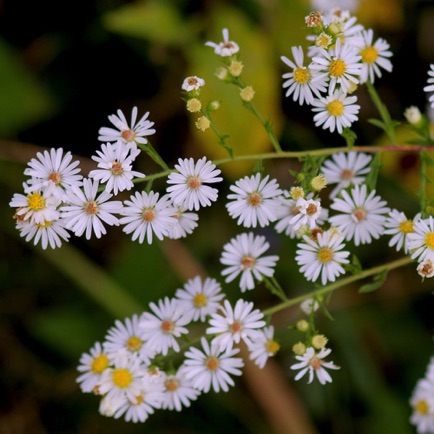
[182,76,205,92]
[417,259,434,279]
[226,173,283,228]
[205,28,239,57]
[289,197,322,230]
[77,342,111,393]
[407,216,434,263]
[290,346,340,385]
[404,106,422,125]
[166,157,223,211]
[410,378,434,433]
[163,196,199,239]
[384,209,418,254]
[247,325,280,369]
[220,232,279,292]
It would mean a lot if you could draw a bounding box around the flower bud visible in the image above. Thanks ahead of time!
[292,342,307,355]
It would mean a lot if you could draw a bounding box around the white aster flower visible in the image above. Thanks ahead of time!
[320,152,372,198]
[206,299,266,351]
[161,367,201,411]
[89,142,145,195]
[424,64,434,108]
[119,191,177,244]
[417,259,434,279]
[23,147,83,200]
[295,230,350,285]
[61,178,122,239]
[16,218,70,250]
[226,173,283,228]
[247,325,280,369]
[166,157,223,211]
[329,184,390,246]
[205,28,239,57]
[410,378,434,434]
[76,342,111,393]
[289,197,322,230]
[281,46,327,105]
[311,90,360,134]
[407,216,434,263]
[163,196,199,239]
[310,38,362,94]
[290,346,340,385]
[182,76,205,92]
[384,209,418,254]
[98,106,156,147]
[183,337,244,393]
[352,28,393,84]
[139,297,190,356]
[175,276,225,322]
[220,232,279,292]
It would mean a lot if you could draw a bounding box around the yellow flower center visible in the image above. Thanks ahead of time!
[266,340,280,354]
[91,354,109,373]
[318,247,334,263]
[205,356,220,371]
[329,59,347,77]
[111,161,124,176]
[327,100,344,117]
[165,378,180,392]
[85,201,99,215]
[425,232,434,249]
[294,67,310,84]
[415,399,429,415]
[193,293,208,308]
[127,336,142,352]
[360,46,378,64]
[27,192,45,211]
[247,192,262,206]
[112,368,133,388]
[37,220,53,229]
[134,394,145,405]
[399,220,414,234]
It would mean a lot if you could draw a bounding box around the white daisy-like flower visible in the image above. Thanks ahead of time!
[352,28,393,84]
[161,367,201,412]
[384,209,418,254]
[10,184,60,225]
[281,46,328,105]
[139,297,190,356]
[320,152,372,198]
[16,218,70,250]
[311,90,360,134]
[290,346,340,385]
[98,106,156,147]
[183,337,244,393]
[206,299,266,351]
[205,28,239,57]
[182,76,205,92]
[119,191,177,244]
[417,259,434,279]
[423,64,434,108]
[407,216,434,263]
[310,38,362,94]
[99,394,124,418]
[23,147,83,200]
[220,232,279,292]
[88,142,145,195]
[61,178,122,239]
[166,157,223,211]
[300,298,320,315]
[163,196,199,239]
[410,378,434,433]
[295,230,350,285]
[247,325,280,369]
[289,197,322,230]
[329,184,390,246]
[76,342,111,393]
[226,173,283,228]
[103,314,155,364]
[174,275,225,322]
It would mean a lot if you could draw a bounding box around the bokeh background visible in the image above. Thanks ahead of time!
[2,0,434,433]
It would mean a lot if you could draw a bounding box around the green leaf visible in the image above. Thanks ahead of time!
[359,269,388,293]
[367,118,387,130]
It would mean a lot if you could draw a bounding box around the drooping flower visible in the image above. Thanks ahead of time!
[205,28,239,57]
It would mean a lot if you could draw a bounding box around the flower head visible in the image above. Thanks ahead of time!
[182,76,205,92]
[205,28,239,57]
[247,325,280,369]
[407,216,434,263]
[77,342,111,393]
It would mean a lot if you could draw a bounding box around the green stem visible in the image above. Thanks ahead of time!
[201,109,233,158]
[263,276,288,302]
[263,256,413,316]
[141,142,169,171]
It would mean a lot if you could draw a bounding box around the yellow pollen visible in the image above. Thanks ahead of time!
[142,209,155,222]
[399,220,414,234]
[425,232,434,249]
[247,192,262,206]
[341,168,355,180]
[111,161,124,176]
[230,321,243,333]
[306,203,318,216]
[91,354,109,373]
[165,378,180,392]
[353,208,366,221]
[205,356,220,371]
[127,336,142,352]
[48,172,61,184]
[85,201,99,215]
[329,59,347,77]
[415,399,429,415]
[294,67,310,84]
[327,100,344,117]
[27,192,45,211]
[193,293,208,308]
[134,394,145,405]
[241,255,256,269]
[318,247,334,263]
[266,340,280,354]
[309,356,322,370]
[121,129,135,141]
[112,368,133,388]
[187,176,202,190]
[360,46,378,64]
[37,220,53,229]
[161,320,175,334]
